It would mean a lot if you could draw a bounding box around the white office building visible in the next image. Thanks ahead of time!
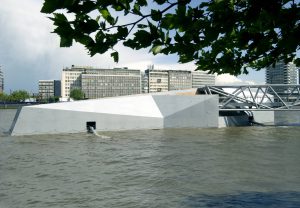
[61,66,217,98]
[144,69,215,93]
[61,66,141,99]
[192,71,216,87]
[81,68,141,99]
[145,69,169,93]
[141,72,149,93]
[61,66,87,98]
[168,70,192,91]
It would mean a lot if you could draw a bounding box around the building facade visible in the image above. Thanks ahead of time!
[146,69,169,93]
[38,80,61,100]
[0,66,3,93]
[192,71,216,88]
[81,68,141,99]
[61,66,141,99]
[61,66,87,98]
[144,69,215,93]
[141,72,149,93]
[61,66,217,99]
[168,70,192,91]
[266,61,298,84]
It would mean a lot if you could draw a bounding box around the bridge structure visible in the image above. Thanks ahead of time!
[197,85,300,111]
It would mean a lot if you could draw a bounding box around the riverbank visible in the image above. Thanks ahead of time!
[0,103,36,109]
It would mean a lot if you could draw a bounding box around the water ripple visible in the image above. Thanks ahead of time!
[1,127,300,207]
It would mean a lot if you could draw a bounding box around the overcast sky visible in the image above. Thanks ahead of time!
[0,0,265,93]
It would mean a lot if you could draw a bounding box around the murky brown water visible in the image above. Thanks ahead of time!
[1,109,300,207]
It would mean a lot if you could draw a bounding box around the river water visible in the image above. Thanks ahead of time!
[1,110,300,208]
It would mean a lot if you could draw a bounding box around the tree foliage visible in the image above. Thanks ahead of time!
[0,92,8,101]
[0,90,30,102]
[41,0,300,75]
[70,88,85,100]
[10,90,30,102]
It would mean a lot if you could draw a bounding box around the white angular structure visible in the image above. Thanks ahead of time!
[10,90,219,136]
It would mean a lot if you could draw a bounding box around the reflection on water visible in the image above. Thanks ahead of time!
[1,124,300,207]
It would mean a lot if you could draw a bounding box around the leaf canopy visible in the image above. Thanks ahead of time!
[41,0,300,75]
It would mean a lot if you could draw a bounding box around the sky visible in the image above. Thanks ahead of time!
[0,0,265,94]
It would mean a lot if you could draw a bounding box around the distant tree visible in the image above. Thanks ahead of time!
[41,0,300,75]
[10,90,30,102]
[70,88,85,100]
[0,92,8,101]
[48,96,60,103]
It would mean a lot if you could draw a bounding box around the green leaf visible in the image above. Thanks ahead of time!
[153,0,166,5]
[100,22,106,30]
[150,45,162,55]
[76,35,94,46]
[41,0,61,13]
[111,51,119,62]
[84,19,99,33]
[294,58,300,67]
[51,13,68,25]
[151,10,162,21]
[133,3,142,15]
[60,36,73,47]
[41,0,76,13]
[100,8,110,19]
[124,30,153,49]
[113,5,124,11]
[161,14,176,29]
[99,8,115,25]
[136,0,148,7]
[117,27,128,39]
[137,24,148,29]
[95,15,101,23]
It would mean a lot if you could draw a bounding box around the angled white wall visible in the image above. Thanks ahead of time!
[10,93,218,136]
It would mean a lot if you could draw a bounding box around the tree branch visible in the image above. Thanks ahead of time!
[105,2,179,32]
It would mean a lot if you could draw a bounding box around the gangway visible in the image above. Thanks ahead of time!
[197,85,300,111]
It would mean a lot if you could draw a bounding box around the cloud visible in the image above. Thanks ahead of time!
[0,0,54,60]
[0,0,264,93]
[0,0,120,91]
[216,74,258,85]
[0,0,192,93]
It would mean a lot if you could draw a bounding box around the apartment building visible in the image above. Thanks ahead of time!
[38,80,61,100]
[266,61,298,84]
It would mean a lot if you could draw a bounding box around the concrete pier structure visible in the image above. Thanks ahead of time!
[10,90,218,136]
